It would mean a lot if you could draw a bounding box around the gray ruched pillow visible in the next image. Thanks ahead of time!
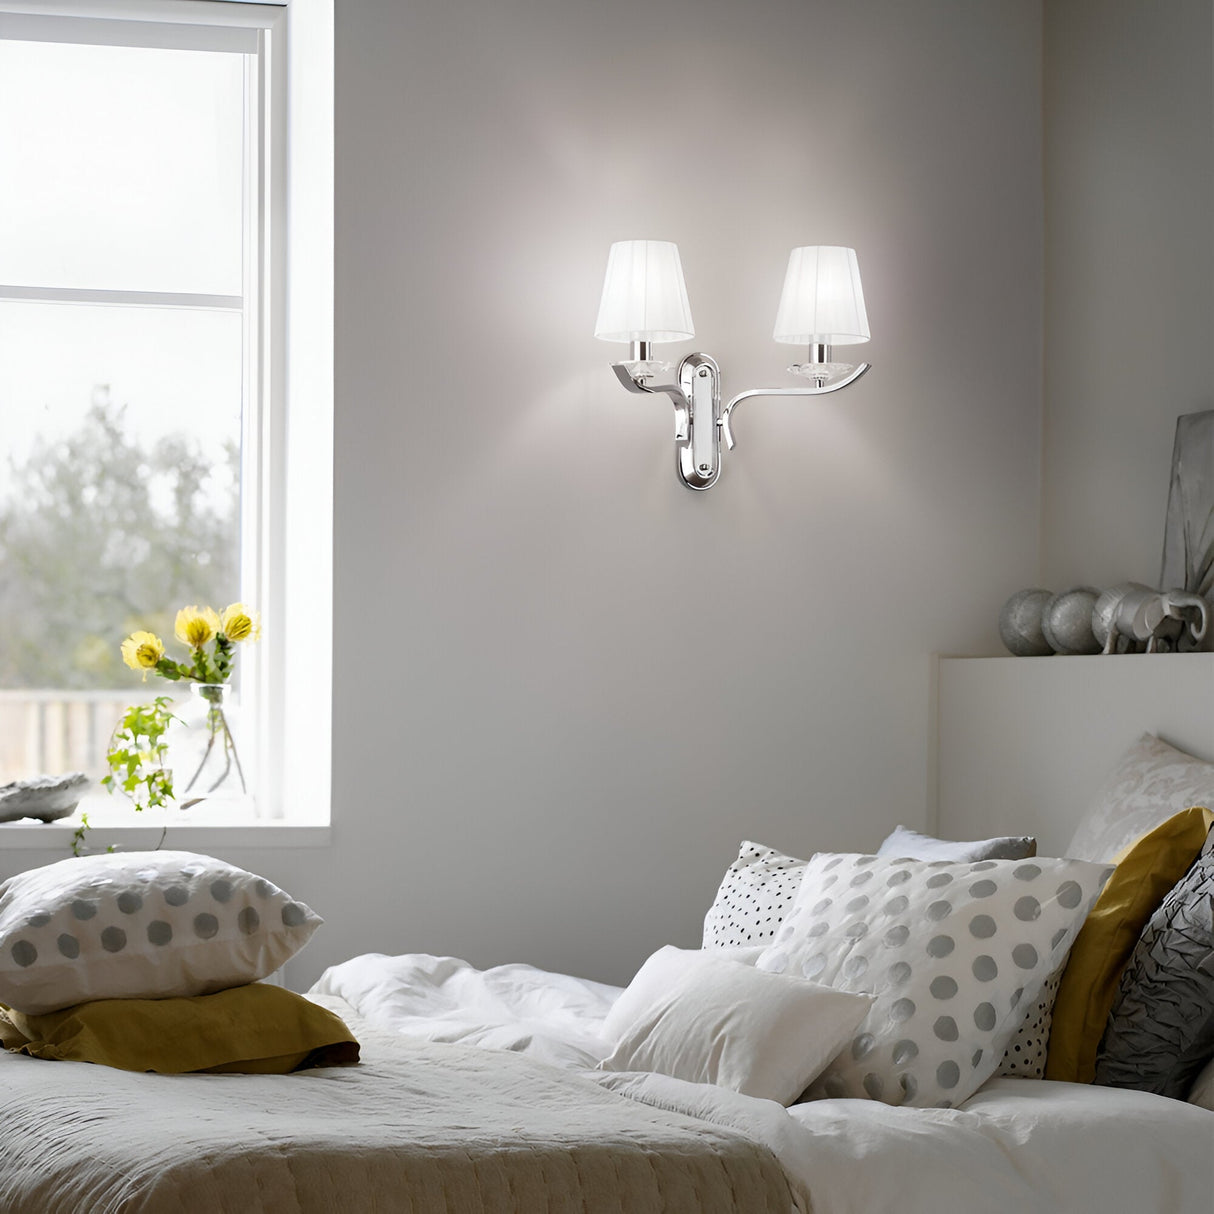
[1094,841,1214,1099]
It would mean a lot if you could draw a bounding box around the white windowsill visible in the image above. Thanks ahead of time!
[0,821,331,850]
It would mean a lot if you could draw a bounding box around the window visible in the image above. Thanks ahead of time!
[0,0,333,830]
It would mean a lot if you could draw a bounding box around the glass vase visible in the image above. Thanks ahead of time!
[172,682,247,806]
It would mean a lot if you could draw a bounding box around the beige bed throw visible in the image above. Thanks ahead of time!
[0,1026,796,1214]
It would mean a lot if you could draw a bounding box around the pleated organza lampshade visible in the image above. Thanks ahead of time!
[772,246,870,346]
[594,240,695,344]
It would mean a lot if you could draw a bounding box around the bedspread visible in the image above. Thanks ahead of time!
[0,1017,801,1214]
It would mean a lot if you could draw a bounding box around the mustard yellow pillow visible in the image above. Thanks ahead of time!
[0,982,358,1074]
[1045,805,1213,1083]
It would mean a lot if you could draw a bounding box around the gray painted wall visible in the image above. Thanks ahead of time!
[288,0,1044,987]
[1041,0,1214,590]
[2,0,1046,989]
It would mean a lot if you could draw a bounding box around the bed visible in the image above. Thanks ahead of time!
[2,954,1209,1214]
[0,677,1211,1214]
[309,950,1214,1214]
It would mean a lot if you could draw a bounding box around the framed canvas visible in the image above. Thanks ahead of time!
[1161,409,1214,600]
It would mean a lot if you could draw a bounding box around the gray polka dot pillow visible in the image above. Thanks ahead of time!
[0,851,321,1014]
[756,852,1109,1108]
[702,841,806,949]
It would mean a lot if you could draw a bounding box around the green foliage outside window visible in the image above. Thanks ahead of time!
[0,394,240,690]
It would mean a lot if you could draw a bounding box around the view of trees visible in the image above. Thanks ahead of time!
[0,390,240,689]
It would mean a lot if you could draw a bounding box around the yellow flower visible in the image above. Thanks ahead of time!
[174,606,220,650]
[220,603,261,643]
[120,631,165,680]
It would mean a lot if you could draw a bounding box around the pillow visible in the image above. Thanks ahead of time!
[1045,806,1214,1083]
[1094,840,1214,1099]
[602,944,764,1045]
[995,967,1061,1079]
[598,951,872,1106]
[757,852,1109,1108]
[701,838,1056,1083]
[875,831,1055,1079]
[0,851,321,1014]
[878,825,1036,863]
[0,983,358,1073]
[702,841,806,949]
[1187,1056,1214,1112]
[1066,734,1214,863]
[701,837,1068,1083]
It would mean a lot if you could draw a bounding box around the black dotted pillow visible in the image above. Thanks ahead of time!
[702,841,807,949]
[995,967,1061,1079]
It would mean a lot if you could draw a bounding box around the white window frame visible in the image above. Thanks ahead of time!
[0,0,333,844]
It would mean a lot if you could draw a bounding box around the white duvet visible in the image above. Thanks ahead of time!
[312,952,1214,1214]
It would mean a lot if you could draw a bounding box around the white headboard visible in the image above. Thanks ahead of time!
[933,653,1214,856]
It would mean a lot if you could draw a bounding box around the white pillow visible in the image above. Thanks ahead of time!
[1066,733,1214,862]
[878,825,1036,863]
[602,944,764,1045]
[598,950,872,1106]
[0,851,321,1014]
[757,852,1109,1108]
[702,841,806,949]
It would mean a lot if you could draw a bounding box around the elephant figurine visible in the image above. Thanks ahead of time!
[1163,590,1212,651]
[1093,583,1210,654]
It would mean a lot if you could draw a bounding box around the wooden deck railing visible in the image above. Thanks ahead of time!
[0,690,148,784]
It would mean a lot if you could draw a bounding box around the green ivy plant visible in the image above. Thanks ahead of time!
[76,697,178,856]
[102,696,177,811]
[70,813,114,858]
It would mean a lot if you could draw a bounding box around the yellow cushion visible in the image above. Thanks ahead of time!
[1045,805,1213,1083]
[0,982,359,1074]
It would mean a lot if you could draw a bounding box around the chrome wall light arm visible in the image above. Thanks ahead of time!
[720,361,871,451]
[595,242,872,492]
[610,353,723,491]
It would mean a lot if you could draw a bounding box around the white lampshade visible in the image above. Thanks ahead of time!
[773,246,870,345]
[594,240,695,343]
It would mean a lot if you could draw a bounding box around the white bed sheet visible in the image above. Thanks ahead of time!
[312,951,617,1067]
[313,952,1214,1214]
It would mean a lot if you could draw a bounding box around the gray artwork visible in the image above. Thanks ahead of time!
[1161,410,1214,600]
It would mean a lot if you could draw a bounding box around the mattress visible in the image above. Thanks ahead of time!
[0,1001,798,1214]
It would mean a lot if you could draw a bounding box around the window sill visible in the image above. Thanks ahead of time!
[0,821,332,850]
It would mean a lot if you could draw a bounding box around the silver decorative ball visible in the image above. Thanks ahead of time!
[998,588,1053,656]
[1041,587,1101,654]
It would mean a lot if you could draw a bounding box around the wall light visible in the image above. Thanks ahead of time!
[594,240,871,490]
